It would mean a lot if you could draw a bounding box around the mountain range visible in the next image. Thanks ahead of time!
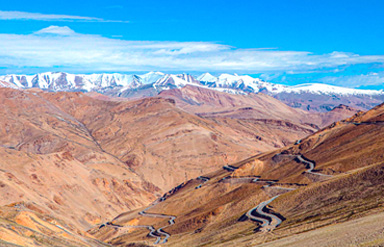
[0,85,362,246]
[2,72,384,112]
[0,82,383,246]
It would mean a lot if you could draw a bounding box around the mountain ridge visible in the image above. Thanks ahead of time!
[2,71,384,113]
[1,71,383,96]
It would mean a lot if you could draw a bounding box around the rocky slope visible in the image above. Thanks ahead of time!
[159,85,360,128]
[0,87,318,230]
[0,87,363,246]
[81,89,320,191]
[0,89,158,229]
[92,102,384,246]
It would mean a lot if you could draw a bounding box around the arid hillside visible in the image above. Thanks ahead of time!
[272,90,384,112]
[70,86,328,191]
[0,87,360,246]
[0,204,111,247]
[92,102,384,246]
[159,85,359,128]
[0,90,160,218]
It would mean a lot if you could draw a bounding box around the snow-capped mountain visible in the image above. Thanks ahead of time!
[0,72,167,92]
[198,73,288,94]
[197,73,384,96]
[153,74,202,91]
[197,72,217,83]
[275,83,383,95]
[1,71,383,97]
[2,71,384,112]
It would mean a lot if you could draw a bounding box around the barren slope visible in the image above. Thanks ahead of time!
[44,88,320,191]
[0,87,318,244]
[159,85,359,128]
[92,102,384,246]
[0,87,362,246]
[272,91,384,112]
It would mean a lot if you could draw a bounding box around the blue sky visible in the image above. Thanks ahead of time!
[0,0,384,88]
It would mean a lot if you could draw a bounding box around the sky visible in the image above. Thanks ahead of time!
[0,0,384,88]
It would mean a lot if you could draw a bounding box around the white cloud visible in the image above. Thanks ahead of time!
[34,26,76,36]
[0,26,384,74]
[0,10,127,22]
[320,72,384,88]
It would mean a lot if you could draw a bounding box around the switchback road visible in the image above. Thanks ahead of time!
[246,195,282,232]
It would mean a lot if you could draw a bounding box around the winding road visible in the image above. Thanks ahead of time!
[295,155,333,177]
[247,195,282,232]
[223,165,239,172]
[262,180,277,188]
[185,154,324,234]
[244,185,297,232]
[350,121,384,126]
[195,176,210,189]
[242,152,334,231]
[106,153,326,242]
[105,196,176,245]
[276,153,333,177]
[218,173,291,232]
[137,200,176,244]
[137,209,175,244]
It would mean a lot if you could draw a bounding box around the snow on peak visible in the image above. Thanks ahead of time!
[197,72,217,83]
[284,83,384,95]
[0,71,383,97]
[140,71,165,85]
[177,74,200,84]
[154,74,201,91]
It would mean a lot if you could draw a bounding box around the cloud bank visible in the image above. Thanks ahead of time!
[0,26,384,89]
[0,10,127,22]
[320,72,384,88]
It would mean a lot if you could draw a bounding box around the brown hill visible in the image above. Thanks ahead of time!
[46,86,323,191]
[0,87,319,245]
[0,89,158,230]
[0,204,111,247]
[92,101,384,246]
[273,91,384,112]
[0,87,362,246]
[159,85,310,120]
[159,85,359,128]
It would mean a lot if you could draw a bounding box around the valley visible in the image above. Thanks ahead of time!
[91,102,384,246]
[0,84,382,246]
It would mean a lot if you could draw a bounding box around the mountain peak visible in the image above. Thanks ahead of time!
[331,104,356,111]
[197,72,217,82]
